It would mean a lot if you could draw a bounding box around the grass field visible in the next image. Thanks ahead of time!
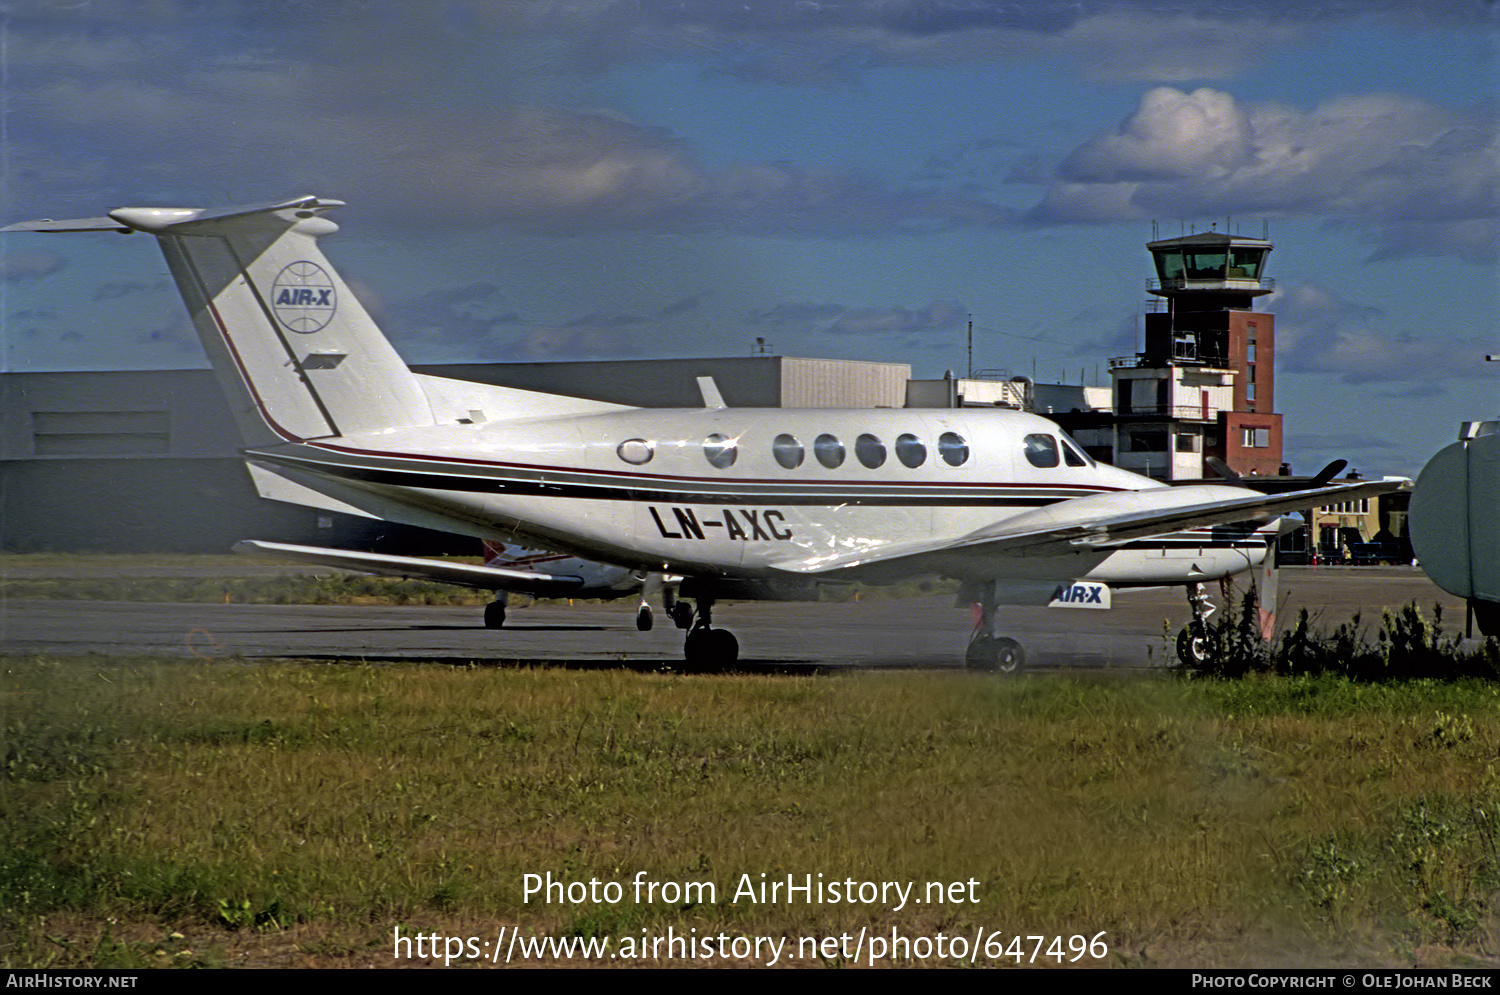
[4,654,1500,968]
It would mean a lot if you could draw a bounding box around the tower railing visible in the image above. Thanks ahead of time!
[1147,277,1274,294]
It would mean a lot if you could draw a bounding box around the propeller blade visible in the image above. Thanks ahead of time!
[1205,457,1241,482]
[1310,459,1349,488]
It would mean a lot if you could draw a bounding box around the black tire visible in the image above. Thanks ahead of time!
[670,603,694,630]
[1177,626,1209,667]
[635,605,654,631]
[993,636,1024,674]
[709,628,739,665]
[967,634,1024,674]
[483,602,507,629]
[683,627,738,671]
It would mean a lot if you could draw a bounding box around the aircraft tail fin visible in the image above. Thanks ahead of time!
[6,197,434,446]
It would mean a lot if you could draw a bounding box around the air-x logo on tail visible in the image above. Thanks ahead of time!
[271,261,337,333]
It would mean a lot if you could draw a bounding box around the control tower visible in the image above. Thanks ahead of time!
[1108,228,1284,479]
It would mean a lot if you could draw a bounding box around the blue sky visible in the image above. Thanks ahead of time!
[2,0,1495,478]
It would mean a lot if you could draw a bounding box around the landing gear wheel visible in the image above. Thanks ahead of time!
[683,627,738,671]
[993,636,1024,674]
[709,628,738,664]
[635,605,654,631]
[967,635,1024,674]
[483,602,507,629]
[684,628,712,670]
[670,603,694,629]
[1177,626,1210,668]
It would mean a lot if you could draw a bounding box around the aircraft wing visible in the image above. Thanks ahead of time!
[777,477,1408,574]
[232,540,586,595]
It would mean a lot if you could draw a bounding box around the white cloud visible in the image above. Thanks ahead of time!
[8,7,1490,255]
[12,26,1012,238]
[1060,88,1254,182]
[1034,87,1497,262]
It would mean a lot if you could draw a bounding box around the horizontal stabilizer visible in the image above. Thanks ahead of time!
[1,216,133,233]
[2,197,344,235]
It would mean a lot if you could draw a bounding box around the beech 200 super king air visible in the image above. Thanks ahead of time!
[6,196,1401,670]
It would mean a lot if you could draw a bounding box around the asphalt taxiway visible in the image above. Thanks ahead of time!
[0,563,1470,671]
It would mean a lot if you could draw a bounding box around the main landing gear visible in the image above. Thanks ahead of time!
[665,585,696,630]
[681,596,739,672]
[964,580,1025,674]
[1175,582,1214,668]
[484,593,509,629]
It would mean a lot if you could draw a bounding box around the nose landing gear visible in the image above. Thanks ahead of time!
[1176,582,1215,668]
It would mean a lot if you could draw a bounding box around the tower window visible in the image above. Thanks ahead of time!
[1184,251,1227,280]
[1155,251,1185,282]
[1230,248,1265,278]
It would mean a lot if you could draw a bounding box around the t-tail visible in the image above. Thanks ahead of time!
[5,197,435,446]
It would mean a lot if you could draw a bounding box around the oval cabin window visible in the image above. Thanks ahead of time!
[855,434,886,469]
[772,433,804,469]
[895,433,926,468]
[814,434,845,468]
[938,432,969,466]
[617,439,654,465]
[703,433,738,469]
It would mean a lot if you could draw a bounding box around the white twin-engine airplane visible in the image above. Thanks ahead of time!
[7,196,1400,670]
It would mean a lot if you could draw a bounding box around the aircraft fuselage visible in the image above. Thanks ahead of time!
[246,404,1272,599]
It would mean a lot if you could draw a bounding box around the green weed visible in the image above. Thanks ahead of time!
[1181,595,1500,682]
